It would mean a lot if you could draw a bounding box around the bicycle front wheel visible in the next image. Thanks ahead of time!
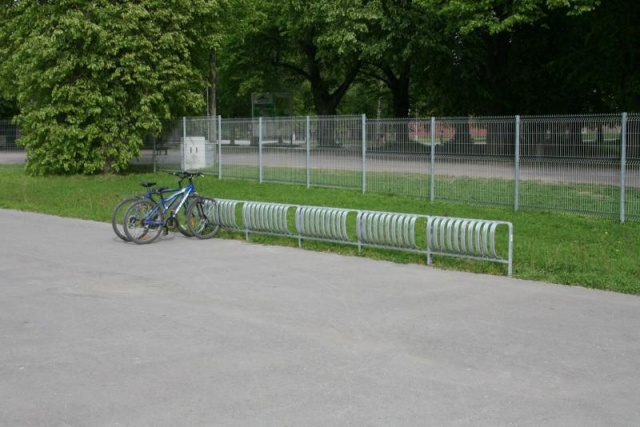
[111,197,139,241]
[186,197,220,239]
[123,199,164,244]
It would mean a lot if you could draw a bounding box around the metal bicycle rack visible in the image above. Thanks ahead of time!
[214,198,514,276]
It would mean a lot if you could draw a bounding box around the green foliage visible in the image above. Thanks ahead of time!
[413,0,615,116]
[436,0,600,34]
[353,0,444,118]
[0,0,221,175]
[223,0,373,116]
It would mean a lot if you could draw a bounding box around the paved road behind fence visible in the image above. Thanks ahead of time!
[1,209,640,426]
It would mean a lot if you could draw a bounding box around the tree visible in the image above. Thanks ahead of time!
[408,0,604,152]
[234,0,373,117]
[435,0,600,34]
[0,0,221,175]
[221,0,375,144]
[360,0,442,118]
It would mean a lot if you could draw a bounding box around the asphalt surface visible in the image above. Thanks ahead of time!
[1,209,639,426]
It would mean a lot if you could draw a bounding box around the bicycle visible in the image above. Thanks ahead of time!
[111,181,164,242]
[111,175,192,242]
[122,171,203,244]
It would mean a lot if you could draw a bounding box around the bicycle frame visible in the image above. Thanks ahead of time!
[159,182,196,217]
[142,182,196,227]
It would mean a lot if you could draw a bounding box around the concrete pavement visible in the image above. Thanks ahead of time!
[1,209,639,426]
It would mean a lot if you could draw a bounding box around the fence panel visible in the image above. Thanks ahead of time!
[0,120,24,164]
[219,118,259,180]
[519,114,623,219]
[135,118,184,170]
[139,117,218,171]
[308,115,363,190]
[365,118,431,198]
[260,117,308,185]
[0,120,21,152]
[625,113,640,221]
[433,117,516,208]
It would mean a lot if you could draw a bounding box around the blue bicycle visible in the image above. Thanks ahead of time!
[112,181,166,241]
[122,171,204,244]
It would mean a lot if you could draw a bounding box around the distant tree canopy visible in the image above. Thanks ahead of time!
[1,0,638,174]
[217,0,636,118]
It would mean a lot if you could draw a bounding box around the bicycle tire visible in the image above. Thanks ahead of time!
[186,196,220,239]
[123,199,164,244]
[111,197,139,241]
[175,199,195,237]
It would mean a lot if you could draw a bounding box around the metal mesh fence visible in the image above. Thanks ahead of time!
[626,113,640,221]
[3,113,639,222]
[155,113,640,222]
[260,117,308,186]
[519,115,623,218]
[0,120,20,152]
[308,115,363,190]
[218,118,258,181]
[365,118,431,198]
[0,120,24,164]
[434,117,516,208]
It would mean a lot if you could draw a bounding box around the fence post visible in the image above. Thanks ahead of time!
[362,114,367,193]
[259,117,263,183]
[306,116,311,189]
[217,115,222,178]
[514,115,521,212]
[430,117,436,202]
[181,116,186,171]
[621,112,628,223]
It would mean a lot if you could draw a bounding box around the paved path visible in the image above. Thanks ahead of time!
[1,209,639,426]
[0,151,26,164]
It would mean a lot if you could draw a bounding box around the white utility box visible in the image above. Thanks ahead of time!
[182,137,214,170]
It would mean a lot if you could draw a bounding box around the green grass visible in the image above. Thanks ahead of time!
[1,163,639,294]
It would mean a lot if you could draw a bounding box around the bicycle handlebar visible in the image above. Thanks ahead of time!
[170,171,204,179]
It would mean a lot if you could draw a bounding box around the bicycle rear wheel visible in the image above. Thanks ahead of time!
[111,197,139,241]
[123,199,164,244]
[186,197,220,239]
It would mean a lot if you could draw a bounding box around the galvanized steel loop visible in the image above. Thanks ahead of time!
[242,201,293,235]
[216,198,514,276]
[295,206,351,243]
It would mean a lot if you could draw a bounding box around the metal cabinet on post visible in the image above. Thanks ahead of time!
[182,136,214,170]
